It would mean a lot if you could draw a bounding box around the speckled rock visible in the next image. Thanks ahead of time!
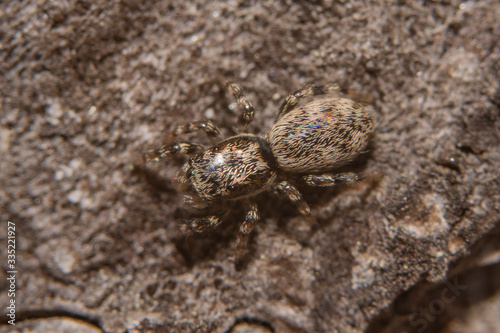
[1,0,499,332]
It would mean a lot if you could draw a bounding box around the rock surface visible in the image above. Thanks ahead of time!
[1,0,499,332]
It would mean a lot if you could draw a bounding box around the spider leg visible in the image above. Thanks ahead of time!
[302,172,361,187]
[181,215,223,233]
[144,119,222,163]
[276,180,310,216]
[236,203,259,262]
[220,78,255,127]
[277,83,341,120]
[143,141,204,162]
[170,120,221,141]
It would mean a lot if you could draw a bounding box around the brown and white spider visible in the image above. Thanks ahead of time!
[144,79,374,259]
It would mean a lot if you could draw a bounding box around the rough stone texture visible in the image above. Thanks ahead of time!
[1,0,499,332]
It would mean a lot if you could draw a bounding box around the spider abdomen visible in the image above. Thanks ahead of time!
[268,98,374,173]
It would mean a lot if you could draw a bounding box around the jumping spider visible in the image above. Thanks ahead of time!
[144,79,374,259]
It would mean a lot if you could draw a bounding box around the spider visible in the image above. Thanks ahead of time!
[144,79,374,259]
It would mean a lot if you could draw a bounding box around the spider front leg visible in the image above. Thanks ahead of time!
[170,120,221,141]
[277,83,341,119]
[276,180,311,216]
[302,172,361,187]
[143,141,204,162]
[181,215,223,233]
[221,78,255,127]
[143,119,221,162]
[236,203,260,261]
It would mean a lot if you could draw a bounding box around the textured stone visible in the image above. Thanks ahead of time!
[1,0,499,332]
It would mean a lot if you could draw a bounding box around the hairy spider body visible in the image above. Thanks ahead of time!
[145,80,374,260]
[269,98,374,173]
[174,135,277,203]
